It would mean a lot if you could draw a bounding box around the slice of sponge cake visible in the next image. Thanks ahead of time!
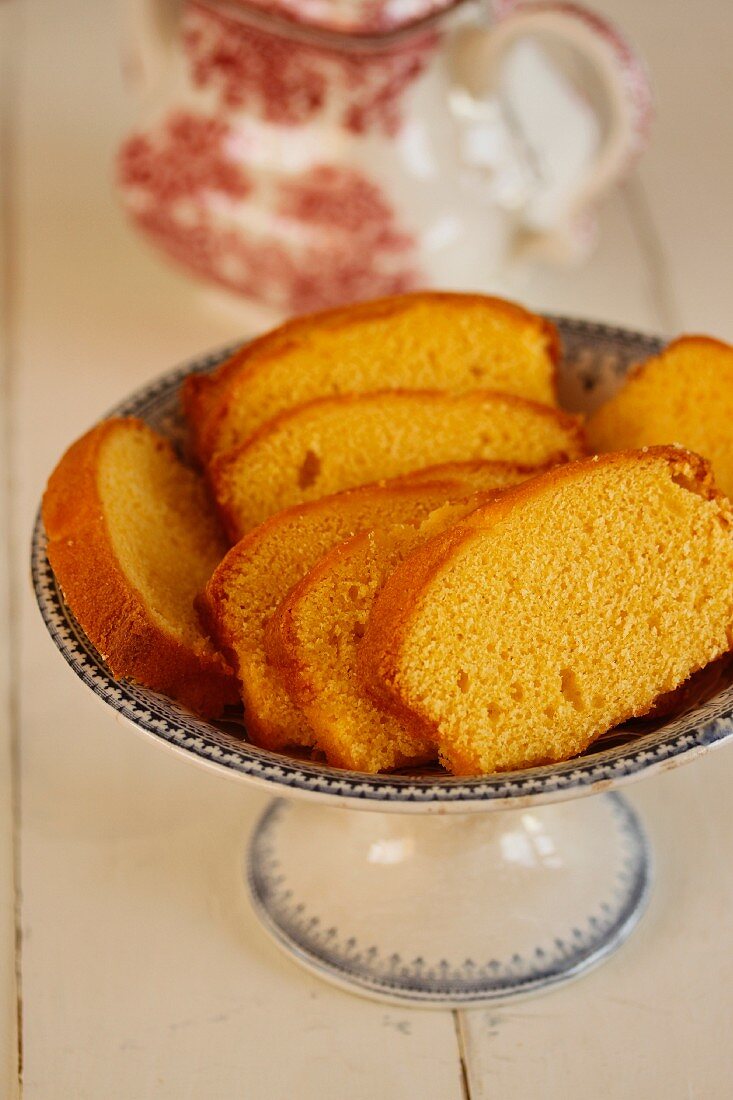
[183,291,560,462]
[42,418,237,717]
[265,495,512,772]
[359,448,733,775]
[198,461,534,753]
[210,389,585,538]
[588,336,733,497]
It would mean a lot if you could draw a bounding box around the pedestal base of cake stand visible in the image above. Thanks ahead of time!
[246,791,651,1008]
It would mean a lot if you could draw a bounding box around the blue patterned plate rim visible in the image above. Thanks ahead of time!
[30,316,733,808]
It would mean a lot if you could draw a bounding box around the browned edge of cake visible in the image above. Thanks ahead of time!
[185,292,562,464]
[357,446,733,763]
[42,417,237,718]
[194,474,500,749]
[208,388,587,540]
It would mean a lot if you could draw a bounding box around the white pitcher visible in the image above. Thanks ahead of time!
[117,0,652,312]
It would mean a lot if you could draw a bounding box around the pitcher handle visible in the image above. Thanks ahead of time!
[451,1,653,262]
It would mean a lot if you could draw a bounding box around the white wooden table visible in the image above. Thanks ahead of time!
[4,1,733,1096]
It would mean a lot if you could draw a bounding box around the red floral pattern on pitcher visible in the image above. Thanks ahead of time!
[118,111,419,312]
[183,2,438,135]
[119,112,253,203]
[278,164,412,247]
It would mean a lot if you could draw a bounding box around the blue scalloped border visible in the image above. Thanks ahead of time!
[247,793,651,1003]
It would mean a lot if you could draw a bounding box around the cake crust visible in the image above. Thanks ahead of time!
[588,335,733,497]
[209,388,586,539]
[198,478,471,751]
[264,477,533,770]
[183,291,561,463]
[359,447,733,774]
[263,526,434,771]
[198,462,539,752]
[43,418,237,718]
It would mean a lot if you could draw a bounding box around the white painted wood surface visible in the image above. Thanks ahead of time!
[1,2,20,1096]
[6,0,733,1096]
[619,0,733,339]
[459,757,733,1100]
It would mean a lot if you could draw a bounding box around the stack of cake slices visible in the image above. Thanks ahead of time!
[42,292,733,775]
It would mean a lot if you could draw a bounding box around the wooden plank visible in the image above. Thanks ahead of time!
[0,0,20,1094]
[12,2,461,1096]
[17,683,465,1099]
[457,3,733,1094]
[459,757,733,1100]
[590,0,733,341]
[15,0,732,1096]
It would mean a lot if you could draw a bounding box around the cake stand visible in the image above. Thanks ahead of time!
[32,318,733,1008]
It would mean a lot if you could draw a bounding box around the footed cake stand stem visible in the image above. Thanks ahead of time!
[246,791,652,1008]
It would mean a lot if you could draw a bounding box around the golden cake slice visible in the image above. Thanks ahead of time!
[588,336,733,496]
[183,291,560,462]
[210,389,585,538]
[183,348,249,457]
[266,493,521,772]
[359,448,733,776]
[42,418,237,717]
[198,462,534,753]
[182,324,298,463]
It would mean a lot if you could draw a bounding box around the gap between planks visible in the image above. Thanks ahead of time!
[3,23,679,1098]
[450,175,678,1096]
[452,1010,472,1100]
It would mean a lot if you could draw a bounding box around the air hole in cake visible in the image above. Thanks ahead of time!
[714,508,733,531]
[560,667,583,709]
[544,704,557,720]
[487,702,504,720]
[648,612,662,631]
[298,449,321,490]
[457,669,470,693]
[352,621,366,641]
[670,469,710,498]
[510,683,524,702]
[469,364,485,379]
[347,584,361,603]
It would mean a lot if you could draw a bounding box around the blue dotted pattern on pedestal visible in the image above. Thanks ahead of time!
[246,794,651,1004]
